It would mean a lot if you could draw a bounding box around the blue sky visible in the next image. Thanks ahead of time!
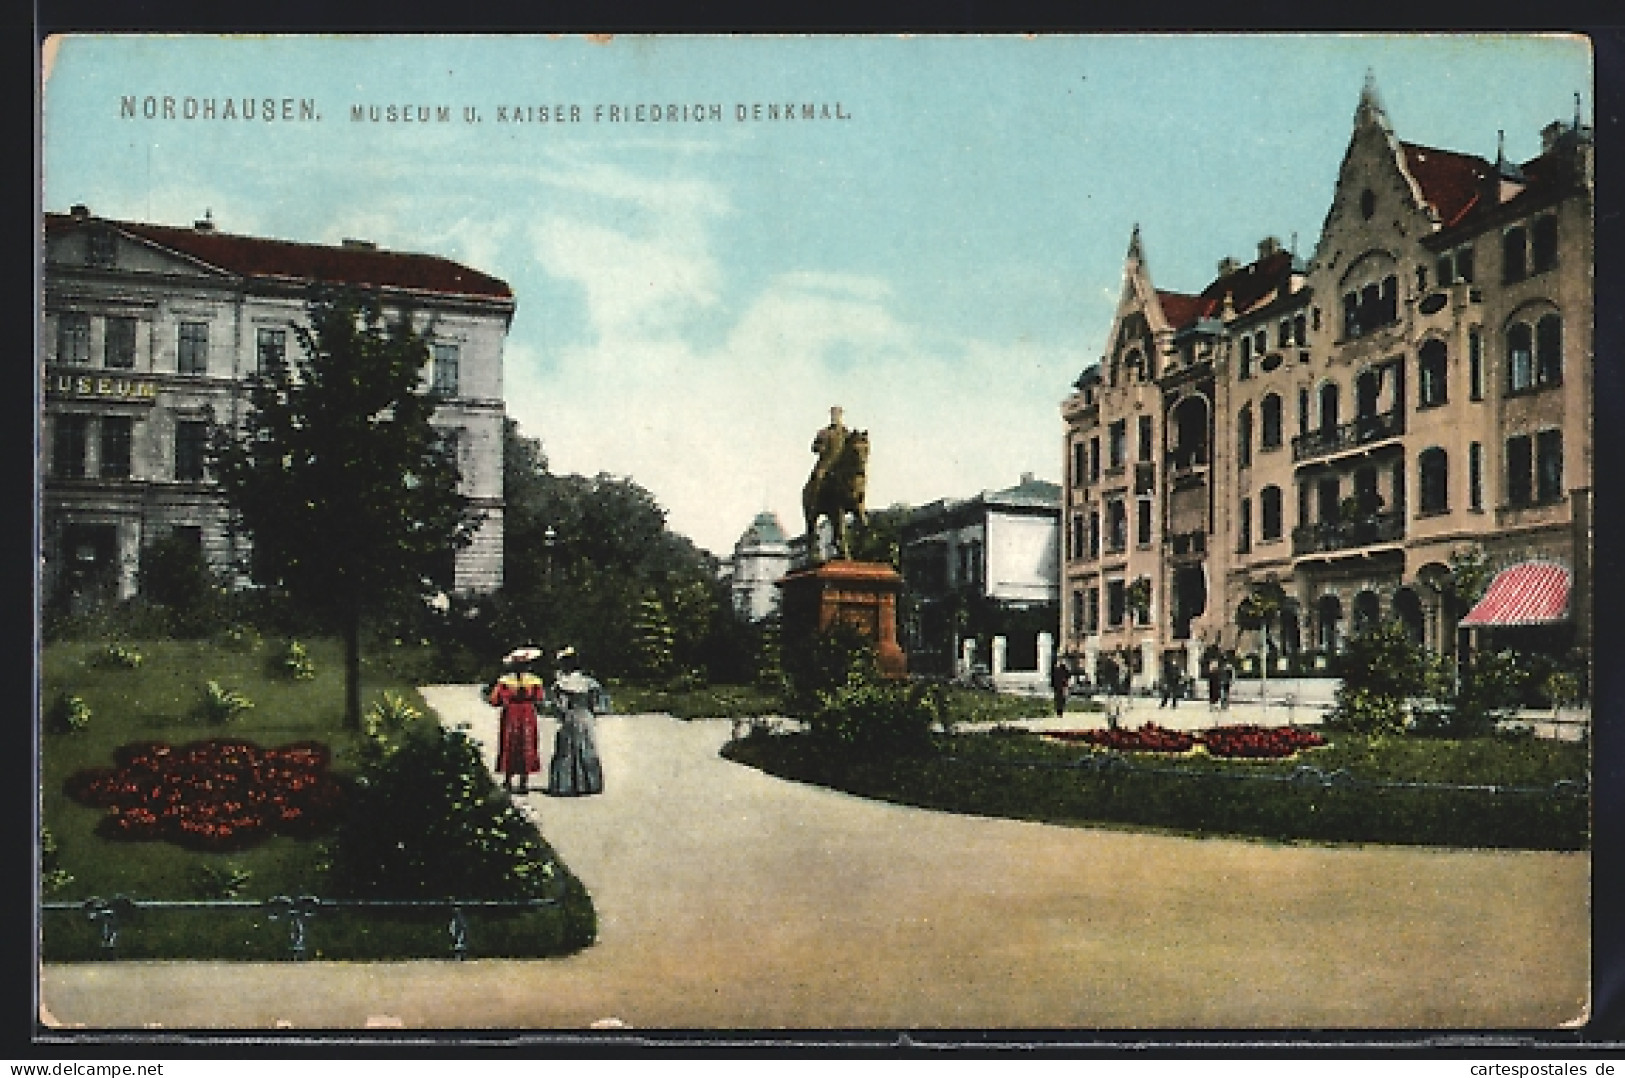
[40,34,1592,556]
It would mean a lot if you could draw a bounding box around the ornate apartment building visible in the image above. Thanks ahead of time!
[1059,83,1592,689]
[41,207,515,609]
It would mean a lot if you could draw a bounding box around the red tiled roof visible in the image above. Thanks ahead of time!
[1155,289,1212,328]
[1459,562,1571,627]
[46,213,513,301]
[1401,141,1493,228]
[1198,248,1295,317]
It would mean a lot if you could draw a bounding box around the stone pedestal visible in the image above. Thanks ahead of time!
[777,559,908,678]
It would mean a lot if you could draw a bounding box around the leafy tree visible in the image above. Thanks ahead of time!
[212,289,477,727]
[633,591,676,679]
[496,421,723,678]
[846,503,910,569]
[1327,618,1446,736]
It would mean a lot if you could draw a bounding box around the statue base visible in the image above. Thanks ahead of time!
[777,559,908,678]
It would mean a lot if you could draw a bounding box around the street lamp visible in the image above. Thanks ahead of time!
[543,525,557,583]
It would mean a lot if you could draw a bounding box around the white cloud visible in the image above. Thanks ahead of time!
[505,260,1072,556]
[531,215,721,344]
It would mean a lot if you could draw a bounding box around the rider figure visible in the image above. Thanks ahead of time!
[809,406,848,488]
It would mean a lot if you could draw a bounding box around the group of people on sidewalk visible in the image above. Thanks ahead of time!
[1046,650,1236,715]
[486,645,607,797]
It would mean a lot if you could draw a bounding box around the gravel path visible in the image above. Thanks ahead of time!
[38,687,1588,1031]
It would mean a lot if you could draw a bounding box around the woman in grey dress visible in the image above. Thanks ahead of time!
[547,648,605,796]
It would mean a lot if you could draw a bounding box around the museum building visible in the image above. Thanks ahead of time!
[1058,82,1593,689]
[41,206,515,609]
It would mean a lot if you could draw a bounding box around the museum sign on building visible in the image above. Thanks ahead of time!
[41,206,515,610]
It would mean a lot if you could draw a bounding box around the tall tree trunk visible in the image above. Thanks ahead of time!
[343,609,362,730]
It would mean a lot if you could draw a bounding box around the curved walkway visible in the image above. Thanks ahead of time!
[39,687,1588,1031]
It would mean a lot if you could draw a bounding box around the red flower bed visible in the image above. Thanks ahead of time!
[1200,725,1326,759]
[1048,723,1196,754]
[1046,723,1326,759]
[64,738,344,852]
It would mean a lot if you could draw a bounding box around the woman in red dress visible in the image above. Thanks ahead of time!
[488,647,545,793]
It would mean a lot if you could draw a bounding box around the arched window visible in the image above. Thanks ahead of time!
[1237,404,1253,469]
[1239,334,1253,379]
[1260,393,1283,449]
[1418,447,1449,515]
[1293,313,1307,347]
[1419,339,1448,408]
[1237,497,1252,554]
[1261,485,1283,541]
[1360,189,1376,219]
[1507,322,1535,393]
[1536,314,1563,386]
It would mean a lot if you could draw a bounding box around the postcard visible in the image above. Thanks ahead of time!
[34,33,1598,1040]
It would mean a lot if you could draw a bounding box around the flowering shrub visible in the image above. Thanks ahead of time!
[1200,724,1326,758]
[63,738,343,852]
[1049,723,1195,754]
[1047,723,1326,759]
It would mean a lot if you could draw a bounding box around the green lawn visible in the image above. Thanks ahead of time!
[40,636,594,961]
[724,727,1589,850]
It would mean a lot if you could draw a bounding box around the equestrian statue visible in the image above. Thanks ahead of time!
[802,405,869,560]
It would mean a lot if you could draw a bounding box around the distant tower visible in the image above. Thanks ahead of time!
[731,511,792,621]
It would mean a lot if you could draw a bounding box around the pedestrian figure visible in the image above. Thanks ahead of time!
[1049,656,1072,717]
[548,647,605,797]
[1158,653,1182,708]
[1205,653,1223,711]
[1220,652,1235,710]
[488,646,545,794]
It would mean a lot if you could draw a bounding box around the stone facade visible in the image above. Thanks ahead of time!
[41,207,515,608]
[900,473,1061,676]
[1059,83,1592,688]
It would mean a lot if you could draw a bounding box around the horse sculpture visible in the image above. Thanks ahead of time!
[803,430,869,560]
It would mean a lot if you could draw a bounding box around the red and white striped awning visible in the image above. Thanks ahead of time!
[1458,562,1572,628]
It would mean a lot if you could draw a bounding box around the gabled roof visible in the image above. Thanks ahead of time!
[1155,290,1210,329]
[1149,249,1298,332]
[1400,141,1493,228]
[46,212,514,302]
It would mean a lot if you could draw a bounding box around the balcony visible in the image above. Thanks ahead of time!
[1291,409,1405,464]
[1291,510,1405,557]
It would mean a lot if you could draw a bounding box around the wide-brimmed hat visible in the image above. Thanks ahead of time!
[503,646,543,665]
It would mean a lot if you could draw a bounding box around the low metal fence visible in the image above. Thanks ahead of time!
[41,894,562,961]
[943,749,1590,799]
